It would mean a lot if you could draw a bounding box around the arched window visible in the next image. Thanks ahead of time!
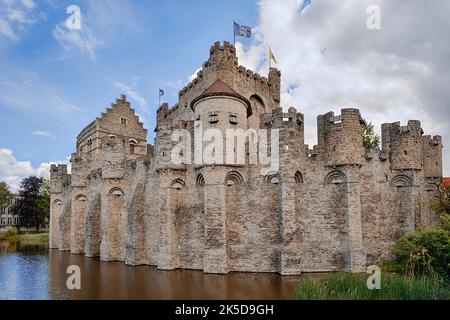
[53,199,63,206]
[225,171,245,186]
[294,171,304,184]
[121,117,128,125]
[425,183,438,192]
[129,139,137,155]
[391,175,412,188]
[75,194,87,202]
[249,95,265,114]
[196,174,205,187]
[325,171,347,184]
[264,173,280,185]
[171,179,185,190]
[109,187,124,197]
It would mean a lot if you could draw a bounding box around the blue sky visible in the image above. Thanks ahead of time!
[0,0,258,189]
[1,0,449,190]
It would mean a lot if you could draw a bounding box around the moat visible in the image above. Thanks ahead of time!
[0,241,303,300]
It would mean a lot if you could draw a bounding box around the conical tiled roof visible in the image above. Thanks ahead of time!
[203,79,238,95]
[191,79,252,117]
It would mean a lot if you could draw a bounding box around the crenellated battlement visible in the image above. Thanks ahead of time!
[422,135,443,178]
[316,108,363,166]
[382,120,424,170]
[177,41,281,117]
[423,135,442,146]
[50,163,68,175]
[208,41,238,67]
[261,107,304,129]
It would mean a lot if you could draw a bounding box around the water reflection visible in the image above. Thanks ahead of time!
[0,241,49,300]
[1,241,302,300]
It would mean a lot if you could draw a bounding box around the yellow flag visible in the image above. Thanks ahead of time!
[269,47,277,64]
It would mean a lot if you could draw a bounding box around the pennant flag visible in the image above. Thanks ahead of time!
[158,88,164,107]
[269,47,278,64]
[234,22,252,38]
[299,0,311,13]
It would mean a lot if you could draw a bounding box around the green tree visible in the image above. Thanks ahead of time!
[431,183,450,231]
[37,179,50,224]
[12,176,46,232]
[361,118,380,149]
[0,181,13,212]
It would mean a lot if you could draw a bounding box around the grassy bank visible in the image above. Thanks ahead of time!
[0,230,48,243]
[295,272,449,300]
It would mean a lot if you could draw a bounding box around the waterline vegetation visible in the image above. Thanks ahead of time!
[0,227,49,243]
[295,273,449,300]
[296,182,449,300]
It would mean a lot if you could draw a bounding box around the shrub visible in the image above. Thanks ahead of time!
[0,227,19,241]
[393,227,450,282]
[19,233,49,243]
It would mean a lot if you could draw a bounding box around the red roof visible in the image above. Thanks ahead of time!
[443,178,450,188]
[203,79,238,95]
[190,79,252,117]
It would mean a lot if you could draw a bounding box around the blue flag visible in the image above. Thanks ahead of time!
[234,22,251,38]
[299,0,311,13]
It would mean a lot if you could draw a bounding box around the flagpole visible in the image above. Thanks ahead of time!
[268,47,271,70]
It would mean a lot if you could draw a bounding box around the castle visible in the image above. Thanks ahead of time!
[49,41,443,275]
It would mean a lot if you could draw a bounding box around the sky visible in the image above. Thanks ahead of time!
[0,0,449,191]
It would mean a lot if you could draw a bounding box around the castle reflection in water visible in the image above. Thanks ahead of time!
[0,241,302,300]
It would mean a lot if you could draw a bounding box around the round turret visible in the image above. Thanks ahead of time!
[191,79,252,133]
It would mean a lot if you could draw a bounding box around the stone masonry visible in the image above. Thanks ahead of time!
[49,41,444,274]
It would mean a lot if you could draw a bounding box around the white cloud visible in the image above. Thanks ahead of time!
[0,148,35,176]
[188,68,201,82]
[0,18,18,41]
[21,0,36,10]
[52,0,140,60]
[0,147,68,192]
[236,0,450,176]
[53,21,100,60]
[34,162,51,179]
[113,81,147,111]
[0,0,40,41]
[32,130,51,137]
[51,95,81,113]
[7,9,28,23]
[2,176,22,193]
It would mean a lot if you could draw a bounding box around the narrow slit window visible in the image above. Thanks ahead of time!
[229,112,238,125]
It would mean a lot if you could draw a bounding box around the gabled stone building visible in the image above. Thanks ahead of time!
[50,41,443,274]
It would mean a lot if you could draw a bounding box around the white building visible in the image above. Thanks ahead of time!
[0,196,18,230]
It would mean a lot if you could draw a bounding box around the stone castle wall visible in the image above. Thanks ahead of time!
[49,42,443,274]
